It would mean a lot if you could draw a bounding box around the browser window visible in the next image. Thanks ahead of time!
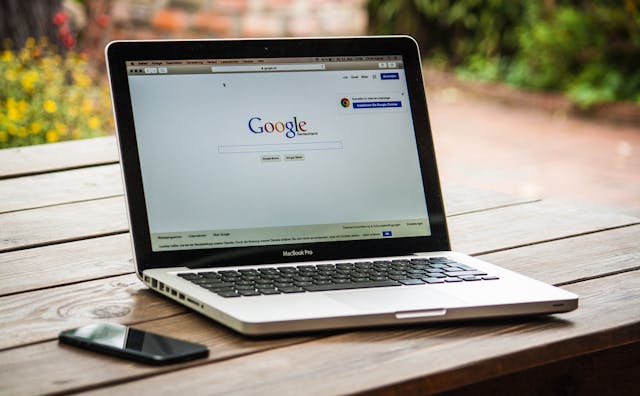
[126,56,431,251]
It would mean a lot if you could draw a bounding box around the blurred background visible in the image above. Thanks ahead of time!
[1,0,639,214]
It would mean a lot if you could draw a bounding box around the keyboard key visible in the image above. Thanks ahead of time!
[399,278,425,285]
[422,277,446,284]
[279,286,305,293]
[216,290,240,298]
[444,277,463,283]
[258,288,281,295]
[444,270,488,277]
[461,276,481,281]
[239,290,261,296]
[482,276,500,280]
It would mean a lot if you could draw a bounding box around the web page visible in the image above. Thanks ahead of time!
[126,57,431,251]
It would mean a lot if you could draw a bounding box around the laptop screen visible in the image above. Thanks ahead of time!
[125,55,431,252]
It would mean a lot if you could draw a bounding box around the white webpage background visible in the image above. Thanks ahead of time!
[128,69,428,233]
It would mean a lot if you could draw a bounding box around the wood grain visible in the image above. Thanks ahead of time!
[78,270,640,396]
[0,136,118,179]
[0,274,187,351]
[0,313,314,396]
[481,224,640,286]
[448,199,638,254]
[0,164,123,213]
[0,233,132,296]
[0,196,128,253]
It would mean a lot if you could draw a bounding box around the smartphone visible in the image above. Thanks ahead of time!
[58,323,209,365]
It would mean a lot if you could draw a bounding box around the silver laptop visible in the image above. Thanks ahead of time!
[106,36,578,335]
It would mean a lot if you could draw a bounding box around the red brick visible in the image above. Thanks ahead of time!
[152,8,189,31]
[194,11,233,34]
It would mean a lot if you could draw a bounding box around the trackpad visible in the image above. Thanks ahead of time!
[328,287,466,313]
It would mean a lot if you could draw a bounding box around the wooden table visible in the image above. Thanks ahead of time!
[1,137,638,395]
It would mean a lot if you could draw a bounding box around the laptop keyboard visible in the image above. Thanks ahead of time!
[176,257,499,298]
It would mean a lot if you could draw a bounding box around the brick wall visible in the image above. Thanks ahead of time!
[110,0,368,40]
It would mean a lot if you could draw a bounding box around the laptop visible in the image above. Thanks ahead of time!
[106,36,578,336]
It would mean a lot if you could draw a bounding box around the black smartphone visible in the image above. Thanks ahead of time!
[58,323,209,365]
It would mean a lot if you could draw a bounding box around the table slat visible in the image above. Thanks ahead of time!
[0,274,187,350]
[0,197,128,253]
[0,164,123,213]
[0,136,118,179]
[0,233,131,296]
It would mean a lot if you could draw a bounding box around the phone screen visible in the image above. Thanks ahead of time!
[59,323,208,364]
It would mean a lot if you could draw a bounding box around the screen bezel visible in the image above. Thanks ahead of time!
[106,36,450,276]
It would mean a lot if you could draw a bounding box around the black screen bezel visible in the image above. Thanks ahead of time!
[106,36,450,276]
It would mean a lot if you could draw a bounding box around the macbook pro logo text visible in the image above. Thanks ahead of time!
[282,249,314,257]
[248,116,308,139]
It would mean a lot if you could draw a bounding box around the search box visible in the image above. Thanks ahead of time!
[219,141,343,154]
[211,64,326,73]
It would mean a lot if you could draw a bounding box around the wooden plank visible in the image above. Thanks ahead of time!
[0,274,187,351]
[0,224,637,355]
[0,136,118,179]
[0,313,314,396]
[0,233,132,296]
[76,270,640,396]
[0,164,123,213]
[0,196,128,253]
[441,183,537,216]
[449,200,638,254]
[435,342,639,396]
[480,224,640,286]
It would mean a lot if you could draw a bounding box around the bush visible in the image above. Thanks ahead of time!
[368,0,640,108]
[0,37,113,149]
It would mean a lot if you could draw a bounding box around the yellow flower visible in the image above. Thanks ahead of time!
[81,99,93,114]
[17,100,28,113]
[43,99,57,113]
[73,71,92,88]
[30,122,43,134]
[7,107,20,121]
[55,122,68,134]
[21,71,39,92]
[45,130,59,142]
[0,131,7,142]
[18,127,28,137]
[25,37,36,49]
[72,128,82,139]
[88,116,101,130]
[1,50,13,62]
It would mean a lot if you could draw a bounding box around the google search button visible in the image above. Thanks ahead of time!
[381,73,399,80]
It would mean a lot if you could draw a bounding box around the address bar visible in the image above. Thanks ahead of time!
[211,64,326,73]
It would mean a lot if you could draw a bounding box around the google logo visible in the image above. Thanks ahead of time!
[248,116,308,139]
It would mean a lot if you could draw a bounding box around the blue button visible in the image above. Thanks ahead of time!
[382,231,392,237]
[353,101,401,109]
[381,73,399,80]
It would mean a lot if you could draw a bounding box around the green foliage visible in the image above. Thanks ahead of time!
[368,0,640,108]
[0,38,113,149]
